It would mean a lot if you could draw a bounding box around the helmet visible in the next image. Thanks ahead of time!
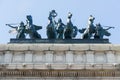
[26,15,32,20]
[58,18,62,23]
[20,21,24,25]
[96,23,101,26]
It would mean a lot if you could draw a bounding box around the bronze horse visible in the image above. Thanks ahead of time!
[46,10,57,39]
[46,20,57,39]
[64,12,77,39]
[82,15,96,39]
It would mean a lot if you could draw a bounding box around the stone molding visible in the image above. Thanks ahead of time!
[0,70,119,77]
[0,44,120,78]
[1,44,120,51]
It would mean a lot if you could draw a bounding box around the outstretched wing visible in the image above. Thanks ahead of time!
[9,29,17,34]
[33,25,42,30]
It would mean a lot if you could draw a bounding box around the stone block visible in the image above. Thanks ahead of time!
[16,64,24,69]
[29,44,52,51]
[16,63,33,69]
[8,44,29,51]
[0,52,4,63]
[74,51,86,63]
[25,51,33,63]
[106,51,115,63]
[95,52,106,63]
[93,64,103,69]
[51,64,67,69]
[90,44,111,51]
[61,78,73,80]
[86,51,94,63]
[70,64,85,69]
[115,64,120,70]
[116,52,120,63]
[6,64,17,69]
[54,51,65,63]
[50,44,71,51]
[33,64,47,69]
[85,64,95,69]
[33,51,45,63]
[24,63,33,69]
[65,51,73,63]
[13,52,24,63]
[70,44,89,51]
[4,51,13,63]
[45,51,53,63]
[111,44,120,51]
[0,44,8,51]
[102,64,114,69]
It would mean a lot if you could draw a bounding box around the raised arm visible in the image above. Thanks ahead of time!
[105,26,115,30]
[6,24,17,28]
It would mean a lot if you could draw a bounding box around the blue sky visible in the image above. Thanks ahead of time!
[0,0,120,43]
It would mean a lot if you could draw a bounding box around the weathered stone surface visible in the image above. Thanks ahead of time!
[85,64,95,69]
[106,51,115,63]
[8,44,29,51]
[6,64,17,69]
[0,44,120,79]
[65,51,73,63]
[90,44,111,51]
[13,52,24,63]
[111,44,120,51]
[70,44,90,51]
[54,51,65,63]
[50,44,71,51]
[74,51,85,63]
[0,44,8,51]
[102,64,115,69]
[116,52,120,63]
[33,64,47,69]
[86,51,94,63]
[29,44,52,51]
[45,51,53,63]
[70,64,85,69]
[23,63,33,69]
[33,51,44,63]
[51,64,67,69]
[0,52,4,63]
[95,51,106,63]
[16,63,33,69]
[93,64,103,69]
[4,51,13,63]
[25,51,33,63]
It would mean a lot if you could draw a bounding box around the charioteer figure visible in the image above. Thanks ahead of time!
[56,18,65,39]
[64,12,78,39]
[94,23,115,39]
[46,10,58,39]
[6,21,26,39]
[48,10,57,22]
[81,15,96,39]
[26,15,42,39]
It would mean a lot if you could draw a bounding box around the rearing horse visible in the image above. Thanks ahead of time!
[46,10,57,39]
[64,12,74,39]
[82,15,95,39]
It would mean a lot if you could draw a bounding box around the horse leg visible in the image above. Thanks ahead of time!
[29,33,34,39]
